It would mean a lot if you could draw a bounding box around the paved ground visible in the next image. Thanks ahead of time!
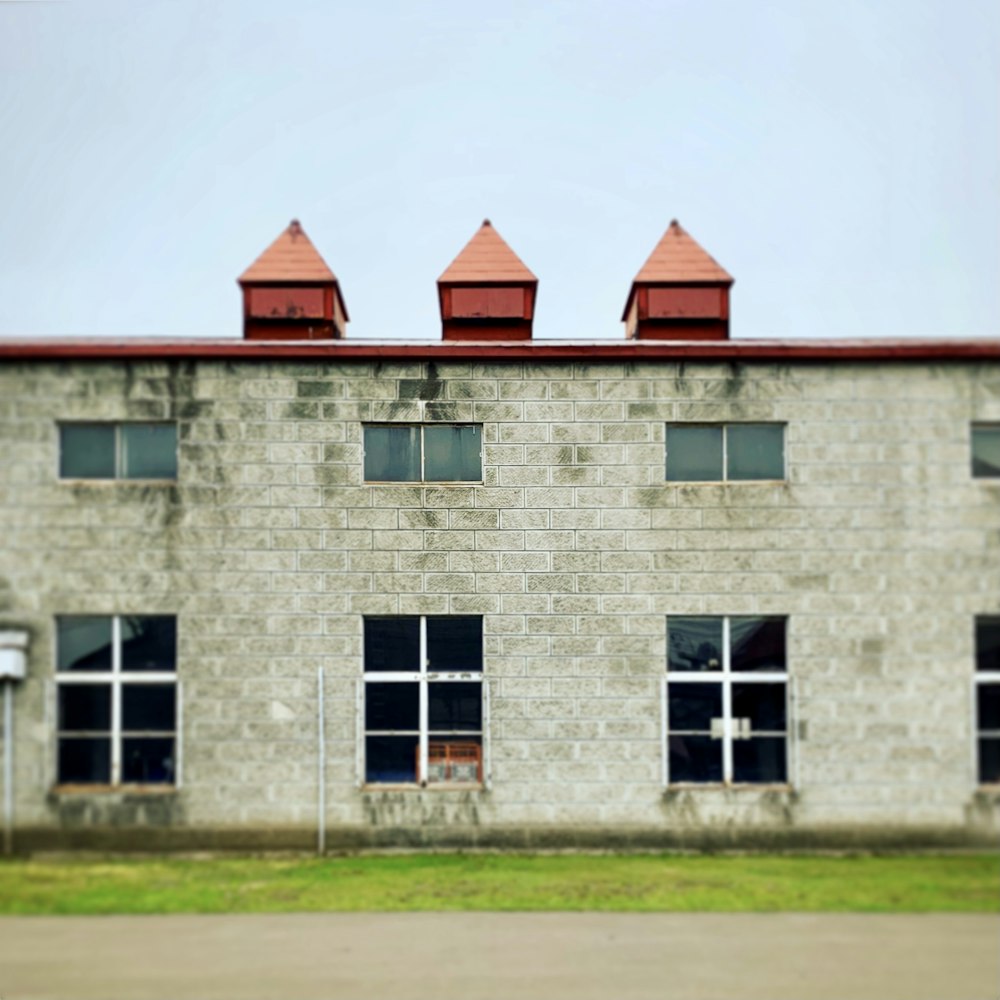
[0,913,996,1000]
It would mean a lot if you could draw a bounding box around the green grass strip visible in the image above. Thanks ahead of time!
[0,854,996,914]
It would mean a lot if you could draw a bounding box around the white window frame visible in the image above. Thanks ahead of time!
[663,616,790,787]
[974,616,1000,785]
[362,423,483,483]
[58,421,178,481]
[362,616,485,788]
[55,615,179,788]
[665,422,786,482]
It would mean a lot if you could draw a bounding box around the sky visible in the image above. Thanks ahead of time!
[0,0,997,342]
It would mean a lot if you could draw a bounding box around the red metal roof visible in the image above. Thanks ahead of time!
[438,220,538,284]
[632,220,733,285]
[238,220,337,283]
[1,338,997,363]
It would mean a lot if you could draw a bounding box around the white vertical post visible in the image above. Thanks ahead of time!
[483,678,492,790]
[790,675,800,790]
[355,677,364,788]
[317,666,326,856]
[3,683,12,855]
[175,679,183,788]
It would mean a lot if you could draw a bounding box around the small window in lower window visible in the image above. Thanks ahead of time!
[972,425,1000,478]
[59,423,177,480]
[975,617,1000,783]
[363,615,484,786]
[666,616,789,785]
[55,615,178,787]
[666,424,784,482]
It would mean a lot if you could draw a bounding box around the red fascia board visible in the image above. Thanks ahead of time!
[0,338,998,363]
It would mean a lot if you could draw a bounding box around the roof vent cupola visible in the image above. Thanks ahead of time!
[623,221,733,340]
[437,220,538,340]
[237,220,348,340]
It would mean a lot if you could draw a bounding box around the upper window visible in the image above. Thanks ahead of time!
[363,616,484,786]
[59,423,177,480]
[975,617,1000,784]
[56,615,178,787]
[665,616,788,785]
[363,424,481,482]
[666,423,784,482]
[971,424,1000,478]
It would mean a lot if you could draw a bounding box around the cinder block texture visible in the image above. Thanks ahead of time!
[1,358,999,845]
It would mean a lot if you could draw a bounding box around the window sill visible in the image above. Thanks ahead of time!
[664,480,786,486]
[361,783,485,792]
[59,479,178,486]
[665,783,794,792]
[364,481,483,487]
[51,784,178,796]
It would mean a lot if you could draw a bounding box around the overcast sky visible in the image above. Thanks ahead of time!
[0,0,997,341]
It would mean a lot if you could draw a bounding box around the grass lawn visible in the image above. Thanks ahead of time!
[0,854,996,914]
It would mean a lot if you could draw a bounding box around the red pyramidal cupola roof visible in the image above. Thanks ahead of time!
[631,219,732,286]
[438,220,537,283]
[239,219,337,284]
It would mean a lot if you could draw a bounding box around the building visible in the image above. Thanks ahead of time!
[0,219,998,851]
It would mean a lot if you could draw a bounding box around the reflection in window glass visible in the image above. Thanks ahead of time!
[972,425,1000,477]
[122,738,175,784]
[668,618,723,672]
[121,616,176,672]
[121,423,177,479]
[363,425,421,482]
[57,616,113,672]
[730,617,786,672]
[666,426,723,481]
[424,425,481,481]
[59,424,116,479]
[726,424,784,480]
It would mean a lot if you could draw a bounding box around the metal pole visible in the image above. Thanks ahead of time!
[317,666,325,857]
[4,682,13,856]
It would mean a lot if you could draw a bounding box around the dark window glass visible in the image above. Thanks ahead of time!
[429,683,482,732]
[121,423,177,479]
[668,617,723,672]
[976,619,1000,673]
[666,425,723,481]
[58,738,111,783]
[727,424,784,480]
[668,735,723,782]
[424,425,481,481]
[59,424,115,479]
[364,617,420,672]
[58,685,112,731]
[668,682,722,731]
[730,617,786,672]
[57,616,113,672]
[364,425,421,481]
[427,616,482,672]
[977,684,1000,732]
[972,425,1000,478]
[122,685,176,731]
[121,616,176,672]
[979,739,1000,783]
[122,737,175,784]
[365,683,419,731]
[732,683,787,732]
[365,735,418,783]
[733,737,787,783]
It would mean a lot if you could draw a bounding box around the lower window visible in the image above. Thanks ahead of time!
[665,615,788,785]
[976,617,1000,783]
[56,615,178,786]
[363,616,484,786]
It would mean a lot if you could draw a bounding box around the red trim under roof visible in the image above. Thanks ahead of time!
[0,338,997,363]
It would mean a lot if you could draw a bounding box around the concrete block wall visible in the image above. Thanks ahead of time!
[1,356,999,847]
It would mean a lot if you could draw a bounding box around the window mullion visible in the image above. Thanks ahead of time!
[419,617,429,786]
[722,617,733,783]
[111,616,122,785]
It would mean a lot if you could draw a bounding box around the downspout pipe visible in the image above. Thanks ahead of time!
[0,630,29,856]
